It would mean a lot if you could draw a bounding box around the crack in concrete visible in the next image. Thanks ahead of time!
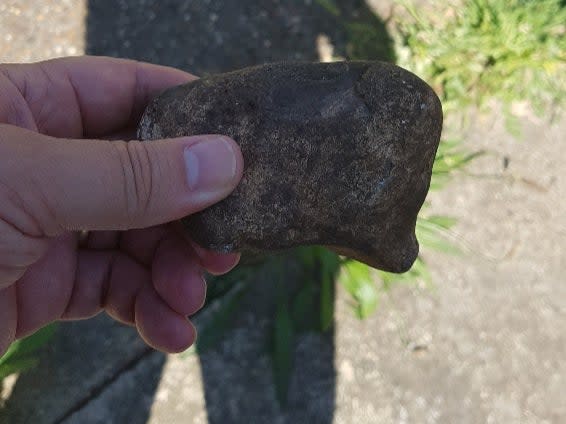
[53,346,154,424]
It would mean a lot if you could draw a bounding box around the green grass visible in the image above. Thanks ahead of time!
[395,0,566,117]
[0,325,56,382]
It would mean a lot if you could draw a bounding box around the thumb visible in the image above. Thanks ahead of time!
[1,124,243,234]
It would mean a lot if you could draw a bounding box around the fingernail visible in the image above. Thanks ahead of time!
[184,137,238,192]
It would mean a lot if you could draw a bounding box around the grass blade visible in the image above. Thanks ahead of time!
[0,324,56,381]
[271,291,294,407]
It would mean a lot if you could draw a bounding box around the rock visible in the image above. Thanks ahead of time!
[138,61,442,272]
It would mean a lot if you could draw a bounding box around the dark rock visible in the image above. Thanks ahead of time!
[138,61,442,272]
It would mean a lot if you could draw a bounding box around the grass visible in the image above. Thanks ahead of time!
[395,0,566,119]
[0,325,56,382]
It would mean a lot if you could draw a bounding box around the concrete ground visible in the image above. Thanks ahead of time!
[1,1,564,423]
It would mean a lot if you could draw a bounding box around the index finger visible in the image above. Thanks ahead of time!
[0,56,196,138]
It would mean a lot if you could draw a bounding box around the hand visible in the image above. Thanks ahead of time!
[0,56,243,355]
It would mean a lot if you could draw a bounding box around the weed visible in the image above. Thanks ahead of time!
[395,0,566,118]
[0,325,56,383]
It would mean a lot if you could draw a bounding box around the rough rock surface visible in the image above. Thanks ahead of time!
[138,61,442,272]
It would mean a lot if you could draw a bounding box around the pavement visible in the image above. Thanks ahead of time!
[1,1,565,423]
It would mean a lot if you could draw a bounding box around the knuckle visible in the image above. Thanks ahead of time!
[0,236,45,267]
[0,70,33,129]
[112,140,157,224]
[0,218,46,268]
[0,267,26,288]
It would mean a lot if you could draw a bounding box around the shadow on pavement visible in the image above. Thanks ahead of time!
[1,316,164,423]
[85,0,394,75]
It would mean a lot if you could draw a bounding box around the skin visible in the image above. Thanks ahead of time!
[0,56,244,356]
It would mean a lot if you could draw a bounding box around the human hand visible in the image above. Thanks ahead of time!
[0,56,243,356]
